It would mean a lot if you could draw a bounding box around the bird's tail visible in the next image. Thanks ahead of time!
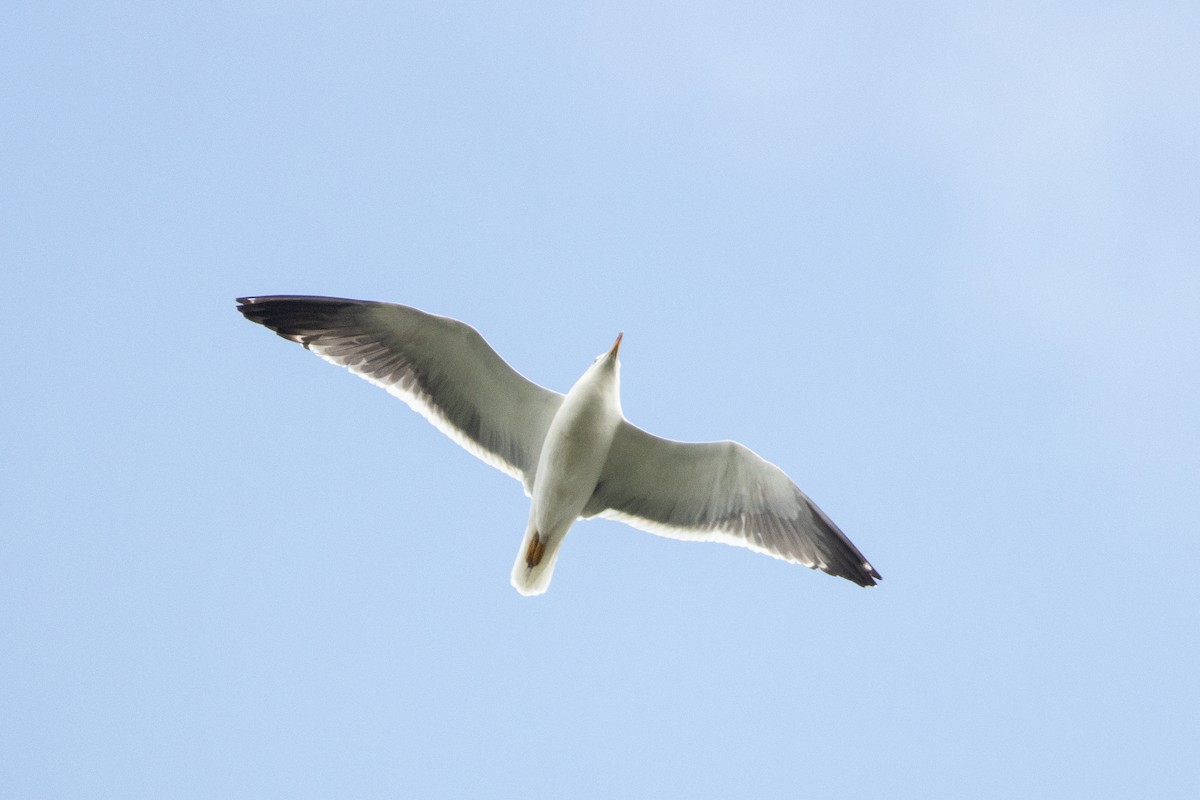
[510,525,563,596]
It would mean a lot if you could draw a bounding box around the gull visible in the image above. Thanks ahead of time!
[236,295,880,595]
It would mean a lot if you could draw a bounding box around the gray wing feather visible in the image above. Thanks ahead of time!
[237,295,563,492]
[583,421,880,586]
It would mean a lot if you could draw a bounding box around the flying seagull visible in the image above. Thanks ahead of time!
[236,296,880,595]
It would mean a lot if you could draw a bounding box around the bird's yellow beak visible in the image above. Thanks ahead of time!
[608,332,623,359]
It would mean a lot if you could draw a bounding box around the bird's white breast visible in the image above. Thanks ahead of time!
[531,370,622,536]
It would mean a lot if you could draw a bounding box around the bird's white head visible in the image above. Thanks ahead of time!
[607,331,623,361]
[596,331,622,371]
[585,332,623,368]
[579,331,623,396]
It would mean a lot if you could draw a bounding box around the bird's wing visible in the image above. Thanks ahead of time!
[582,421,880,586]
[237,295,563,492]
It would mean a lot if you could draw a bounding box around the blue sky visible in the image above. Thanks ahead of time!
[3,2,1198,797]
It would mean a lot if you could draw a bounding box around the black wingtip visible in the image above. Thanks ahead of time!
[858,565,882,587]
[827,561,880,588]
[807,502,882,588]
[235,295,370,348]
[849,559,882,588]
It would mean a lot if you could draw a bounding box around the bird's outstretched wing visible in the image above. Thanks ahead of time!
[582,421,880,586]
[236,296,563,492]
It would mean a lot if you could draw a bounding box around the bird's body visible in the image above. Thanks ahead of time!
[236,295,880,595]
[518,336,624,594]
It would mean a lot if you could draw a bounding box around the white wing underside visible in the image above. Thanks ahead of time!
[583,422,880,586]
[236,296,563,495]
